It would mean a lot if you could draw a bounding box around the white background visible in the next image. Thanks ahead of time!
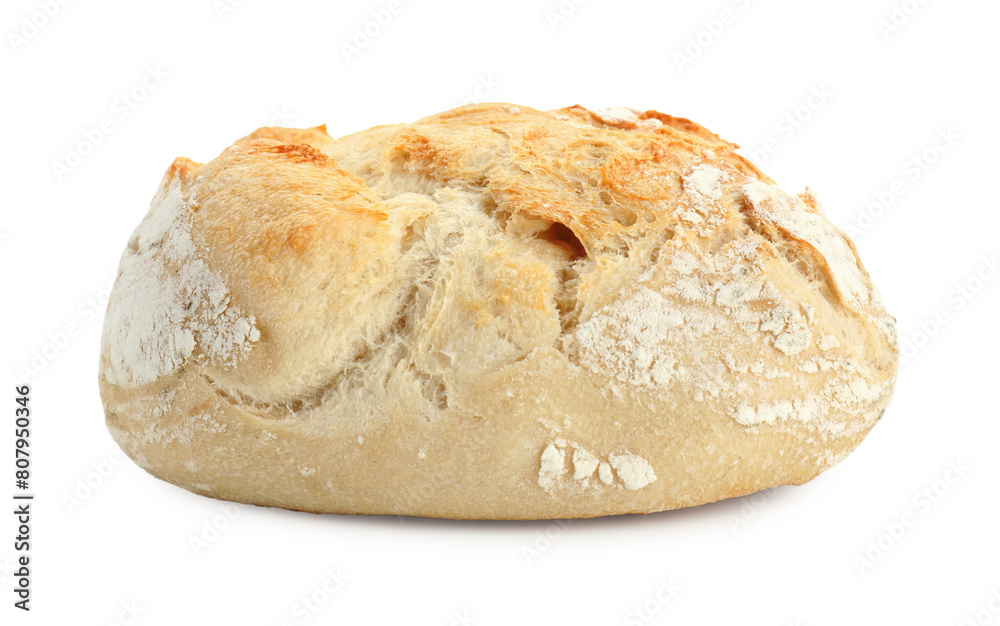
[2,0,998,624]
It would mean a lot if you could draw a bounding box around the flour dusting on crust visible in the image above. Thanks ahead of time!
[102,180,260,386]
[574,288,682,388]
[538,440,656,492]
[680,165,730,230]
[742,182,869,309]
[594,106,641,127]
[608,453,657,490]
[574,204,891,435]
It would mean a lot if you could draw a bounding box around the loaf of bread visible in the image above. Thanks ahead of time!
[99,103,898,519]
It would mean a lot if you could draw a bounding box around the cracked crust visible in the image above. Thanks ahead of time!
[99,103,898,519]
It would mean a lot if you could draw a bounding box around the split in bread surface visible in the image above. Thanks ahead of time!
[99,103,898,519]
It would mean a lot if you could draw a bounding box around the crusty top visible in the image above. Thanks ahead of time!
[99,103,898,518]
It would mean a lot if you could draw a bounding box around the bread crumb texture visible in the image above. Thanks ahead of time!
[99,104,897,519]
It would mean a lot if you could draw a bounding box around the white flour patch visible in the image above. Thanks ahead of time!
[575,288,683,387]
[734,396,825,427]
[537,440,656,491]
[598,462,614,484]
[742,181,869,309]
[537,442,566,489]
[102,179,259,386]
[594,106,640,127]
[680,166,730,228]
[608,453,657,490]
[819,334,840,351]
[574,232,889,435]
[572,448,599,480]
[774,327,812,355]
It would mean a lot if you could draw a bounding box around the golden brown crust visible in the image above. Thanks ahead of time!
[99,103,897,519]
[238,124,334,149]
